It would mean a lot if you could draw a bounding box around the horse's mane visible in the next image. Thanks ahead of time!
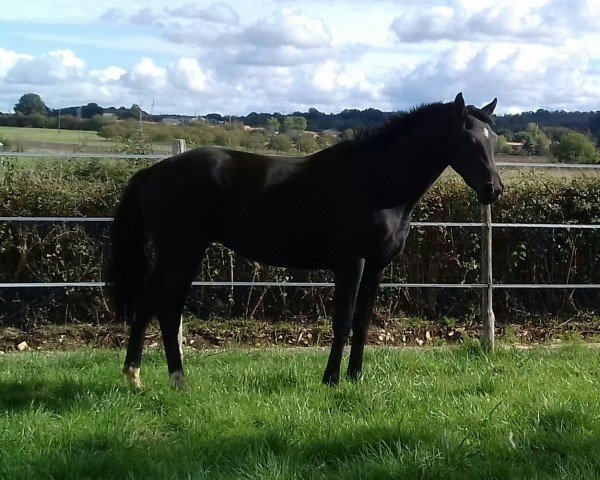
[351,101,494,150]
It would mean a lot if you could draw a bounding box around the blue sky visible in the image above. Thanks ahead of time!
[1,0,599,115]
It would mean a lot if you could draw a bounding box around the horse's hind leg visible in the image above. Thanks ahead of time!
[156,245,205,389]
[123,269,163,388]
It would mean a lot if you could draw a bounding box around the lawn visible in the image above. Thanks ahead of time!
[1,345,599,479]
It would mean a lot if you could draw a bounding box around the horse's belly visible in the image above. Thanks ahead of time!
[217,229,334,269]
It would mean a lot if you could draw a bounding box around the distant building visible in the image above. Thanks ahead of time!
[161,117,185,126]
[321,129,342,137]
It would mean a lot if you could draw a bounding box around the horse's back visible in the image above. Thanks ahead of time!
[139,147,314,245]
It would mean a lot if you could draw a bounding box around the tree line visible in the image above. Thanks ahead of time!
[1,92,599,162]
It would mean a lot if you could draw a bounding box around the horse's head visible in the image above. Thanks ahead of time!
[449,93,504,205]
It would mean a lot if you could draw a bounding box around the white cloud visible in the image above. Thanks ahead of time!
[90,66,127,83]
[0,48,33,78]
[243,9,332,49]
[166,2,239,24]
[386,43,600,112]
[169,57,209,92]
[313,60,372,92]
[5,49,85,85]
[124,57,167,91]
[129,7,161,27]
[390,0,600,44]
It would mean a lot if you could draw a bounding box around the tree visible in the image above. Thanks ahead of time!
[495,135,513,154]
[342,128,354,141]
[213,127,230,147]
[14,93,48,116]
[88,114,116,131]
[590,112,600,143]
[130,104,143,120]
[513,123,549,155]
[550,132,599,164]
[297,135,318,154]
[0,134,11,151]
[81,103,103,119]
[317,135,339,149]
[268,133,293,153]
[283,115,307,132]
[266,116,281,132]
[240,131,267,151]
[213,127,242,148]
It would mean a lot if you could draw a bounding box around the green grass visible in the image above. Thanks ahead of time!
[1,346,600,479]
[0,126,111,147]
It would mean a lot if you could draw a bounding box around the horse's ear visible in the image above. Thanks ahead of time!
[481,98,497,115]
[454,92,466,116]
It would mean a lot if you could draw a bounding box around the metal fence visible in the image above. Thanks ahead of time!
[1,145,599,347]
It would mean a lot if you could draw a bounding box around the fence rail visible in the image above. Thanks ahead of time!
[1,144,599,347]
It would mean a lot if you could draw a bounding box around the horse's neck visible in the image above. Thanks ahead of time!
[368,135,449,210]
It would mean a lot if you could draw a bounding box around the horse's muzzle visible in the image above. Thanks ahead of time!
[478,181,504,205]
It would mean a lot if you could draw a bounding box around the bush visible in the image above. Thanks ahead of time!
[0,157,598,327]
[551,132,599,164]
[0,134,11,151]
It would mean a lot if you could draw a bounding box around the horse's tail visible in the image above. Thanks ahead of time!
[107,167,153,324]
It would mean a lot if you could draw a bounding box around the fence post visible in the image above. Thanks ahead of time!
[481,204,495,350]
[172,139,187,155]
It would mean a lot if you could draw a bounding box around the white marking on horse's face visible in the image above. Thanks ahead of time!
[483,127,490,139]
[124,366,142,389]
[170,371,187,390]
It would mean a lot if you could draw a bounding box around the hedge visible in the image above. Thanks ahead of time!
[0,157,599,327]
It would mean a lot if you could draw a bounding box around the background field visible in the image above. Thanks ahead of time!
[2,345,600,480]
[0,126,172,154]
[0,126,112,152]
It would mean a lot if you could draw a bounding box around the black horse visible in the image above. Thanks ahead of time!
[108,93,503,389]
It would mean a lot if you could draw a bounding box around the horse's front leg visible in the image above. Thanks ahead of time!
[347,265,384,381]
[322,258,365,386]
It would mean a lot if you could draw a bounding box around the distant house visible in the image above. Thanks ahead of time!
[162,117,185,126]
[321,129,342,137]
[243,125,265,132]
[506,141,525,153]
[102,113,117,119]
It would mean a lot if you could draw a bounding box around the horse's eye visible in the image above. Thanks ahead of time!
[463,118,474,130]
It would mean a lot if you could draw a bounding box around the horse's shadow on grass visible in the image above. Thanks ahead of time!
[15,405,600,480]
[0,378,120,413]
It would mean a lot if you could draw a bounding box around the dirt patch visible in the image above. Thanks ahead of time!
[2,316,600,353]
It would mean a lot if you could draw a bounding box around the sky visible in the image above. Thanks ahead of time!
[0,0,599,116]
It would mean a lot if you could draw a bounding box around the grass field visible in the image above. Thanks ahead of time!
[0,126,173,155]
[1,345,599,479]
[0,126,114,151]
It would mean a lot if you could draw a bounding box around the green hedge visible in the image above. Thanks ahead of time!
[1,157,599,327]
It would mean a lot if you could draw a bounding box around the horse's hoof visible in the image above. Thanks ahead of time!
[322,374,340,387]
[124,366,142,389]
[347,370,363,382]
[170,371,187,390]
